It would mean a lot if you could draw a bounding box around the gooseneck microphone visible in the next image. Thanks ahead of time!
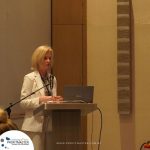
[5,82,50,118]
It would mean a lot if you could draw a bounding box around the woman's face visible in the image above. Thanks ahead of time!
[39,51,52,74]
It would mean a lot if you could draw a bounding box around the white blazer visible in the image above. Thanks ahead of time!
[20,71,57,132]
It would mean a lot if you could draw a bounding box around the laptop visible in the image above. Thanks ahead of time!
[63,85,94,103]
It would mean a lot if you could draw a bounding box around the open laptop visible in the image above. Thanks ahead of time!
[63,85,94,103]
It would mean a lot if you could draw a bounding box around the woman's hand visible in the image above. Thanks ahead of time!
[53,96,63,101]
[39,96,55,103]
[39,95,63,103]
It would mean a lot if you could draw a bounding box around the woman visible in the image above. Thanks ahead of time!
[20,45,63,150]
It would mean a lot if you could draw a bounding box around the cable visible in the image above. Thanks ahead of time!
[97,106,103,150]
[90,112,94,150]
[140,142,146,150]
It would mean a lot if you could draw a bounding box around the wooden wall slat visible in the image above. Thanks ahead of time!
[52,1,87,150]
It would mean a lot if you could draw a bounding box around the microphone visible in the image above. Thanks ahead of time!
[5,82,50,118]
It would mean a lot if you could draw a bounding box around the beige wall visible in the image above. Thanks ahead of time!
[87,0,120,149]
[0,0,51,112]
[133,0,150,149]
[87,0,150,150]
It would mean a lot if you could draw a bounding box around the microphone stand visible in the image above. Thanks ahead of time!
[5,83,50,118]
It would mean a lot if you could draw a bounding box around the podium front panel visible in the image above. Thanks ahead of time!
[33,103,97,150]
[51,110,83,150]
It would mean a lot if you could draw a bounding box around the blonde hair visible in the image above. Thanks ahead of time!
[0,108,18,135]
[31,45,54,71]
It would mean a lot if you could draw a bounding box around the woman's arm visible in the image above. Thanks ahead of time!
[20,75,40,109]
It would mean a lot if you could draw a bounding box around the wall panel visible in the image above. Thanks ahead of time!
[52,0,83,24]
[52,25,83,94]
[52,1,87,150]
[0,0,51,114]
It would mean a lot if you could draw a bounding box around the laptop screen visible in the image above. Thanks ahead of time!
[63,86,94,103]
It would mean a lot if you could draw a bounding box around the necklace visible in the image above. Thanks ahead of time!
[41,75,52,96]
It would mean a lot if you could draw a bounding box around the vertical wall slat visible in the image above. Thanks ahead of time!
[117,0,132,114]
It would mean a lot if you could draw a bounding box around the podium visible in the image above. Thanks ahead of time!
[33,103,97,150]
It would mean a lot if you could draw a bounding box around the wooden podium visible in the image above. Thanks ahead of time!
[33,103,97,150]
